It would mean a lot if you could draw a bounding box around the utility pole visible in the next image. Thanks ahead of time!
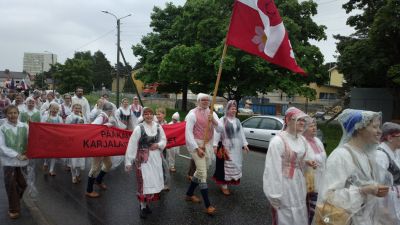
[116,19,120,105]
[101,11,131,105]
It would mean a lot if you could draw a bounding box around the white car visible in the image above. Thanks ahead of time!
[241,115,284,149]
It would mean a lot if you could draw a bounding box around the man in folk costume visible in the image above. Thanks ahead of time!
[71,87,91,123]
[185,93,222,215]
[18,97,41,123]
[212,100,249,195]
[85,102,115,198]
[263,107,316,225]
[125,107,167,219]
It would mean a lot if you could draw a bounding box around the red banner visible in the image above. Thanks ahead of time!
[27,122,186,158]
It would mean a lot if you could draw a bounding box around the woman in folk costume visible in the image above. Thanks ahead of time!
[59,94,72,122]
[0,92,11,119]
[0,105,29,219]
[86,102,116,198]
[185,93,222,215]
[125,107,167,219]
[314,109,392,225]
[12,93,25,113]
[212,100,249,196]
[116,98,132,130]
[302,118,326,224]
[89,98,105,123]
[263,107,316,225]
[19,97,41,123]
[41,102,63,176]
[375,122,400,224]
[40,92,57,116]
[65,104,86,184]
[130,96,143,128]
[167,112,181,172]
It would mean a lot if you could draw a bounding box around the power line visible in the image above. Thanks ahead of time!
[59,28,116,58]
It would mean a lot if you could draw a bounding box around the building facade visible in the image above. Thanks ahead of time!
[23,52,57,75]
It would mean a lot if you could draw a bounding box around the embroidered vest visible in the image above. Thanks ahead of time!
[119,109,131,122]
[47,116,62,124]
[131,105,142,118]
[135,124,160,166]
[279,134,306,179]
[193,108,214,141]
[20,110,41,123]
[2,126,28,154]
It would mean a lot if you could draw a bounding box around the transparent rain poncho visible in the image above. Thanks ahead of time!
[314,109,394,225]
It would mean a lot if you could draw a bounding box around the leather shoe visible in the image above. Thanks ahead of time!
[85,191,100,198]
[221,187,231,196]
[185,195,201,203]
[205,206,216,215]
[8,211,20,219]
[95,182,107,190]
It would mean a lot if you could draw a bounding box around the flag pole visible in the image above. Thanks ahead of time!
[201,43,228,149]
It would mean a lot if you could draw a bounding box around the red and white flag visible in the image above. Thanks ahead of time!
[226,0,305,74]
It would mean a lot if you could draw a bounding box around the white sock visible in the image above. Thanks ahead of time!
[222,184,228,189]
[140,202,147,209]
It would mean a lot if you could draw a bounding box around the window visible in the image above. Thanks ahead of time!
[259,118,282,130]
[319,92,337,100]
[242,117,262,129]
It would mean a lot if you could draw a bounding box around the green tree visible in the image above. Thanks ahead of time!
[335,0,400,118]
[54,51,94,94]
[92,51,113,90]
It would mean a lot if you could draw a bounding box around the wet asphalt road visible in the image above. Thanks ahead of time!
[27,148,272,225]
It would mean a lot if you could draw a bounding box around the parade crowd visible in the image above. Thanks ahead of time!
[1,87,400,225]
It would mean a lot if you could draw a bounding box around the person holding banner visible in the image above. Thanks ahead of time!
[18,97,41,123]
[155,107,170,191]
[86,102,115,198]
[41,103,63,176]
[185,93,222,215]
[212,100,249,196]
[0,105,29,219]
[167,112,180,172]
[125,107,167,219]
[65,104,86,184]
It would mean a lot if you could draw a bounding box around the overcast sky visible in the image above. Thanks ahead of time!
[0,0,354,72]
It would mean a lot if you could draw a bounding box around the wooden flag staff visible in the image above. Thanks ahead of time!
[200,43,228,149]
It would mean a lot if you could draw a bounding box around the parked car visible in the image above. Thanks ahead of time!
[241,115,284,149]
[242,115,325,150]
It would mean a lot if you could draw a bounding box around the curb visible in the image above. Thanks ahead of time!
[23,195,53,225]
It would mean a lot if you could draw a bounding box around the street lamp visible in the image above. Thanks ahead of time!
[101,10,131,105]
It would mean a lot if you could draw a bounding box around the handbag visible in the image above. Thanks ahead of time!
[304,169,315,193]
[314,192,351,225]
